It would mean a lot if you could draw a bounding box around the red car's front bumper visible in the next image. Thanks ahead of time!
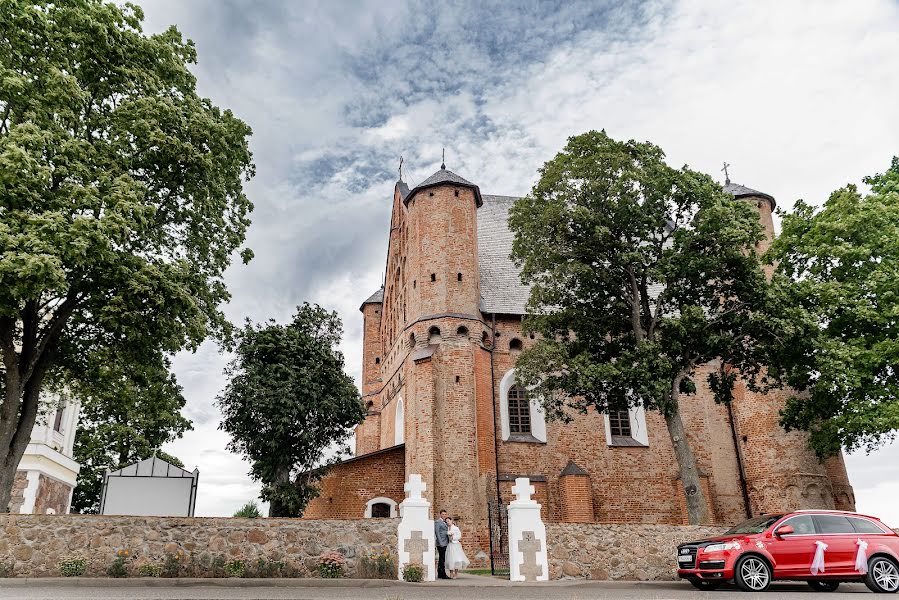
[677,549,738,581]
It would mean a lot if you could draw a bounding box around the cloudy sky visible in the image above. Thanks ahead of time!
[135,0,899,522]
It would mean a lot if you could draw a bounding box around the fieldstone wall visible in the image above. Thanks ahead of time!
[547,523,725,580]
[0,514,397,578]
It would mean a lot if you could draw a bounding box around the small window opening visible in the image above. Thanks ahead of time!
[370,502,391,518]
[409,332,416,348]
[455,375,460,383]
[429,192,434,197]
[482,331,491,347]
[457,272,462,281]
[454,189,459,197]
[428,326,441,344]
[413,280,416,289]
[529,333,535,339]
[457,325,469,337]
[375,357,380,365]
[53,405,65,433]
[430,273,436,282]
[510,338,523,351]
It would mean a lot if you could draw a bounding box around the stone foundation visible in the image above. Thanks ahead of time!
[547,523,724,580]
[0,514,397,578]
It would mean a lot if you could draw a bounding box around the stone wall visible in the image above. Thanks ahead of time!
[0,514,397,578]
[8,472,27,513]
[547,523,724,581]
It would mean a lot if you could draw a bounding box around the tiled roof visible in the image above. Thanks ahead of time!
[724,181,776,208]
[359,287,383,311]
[477,195,531,315]
[404,168,483,207]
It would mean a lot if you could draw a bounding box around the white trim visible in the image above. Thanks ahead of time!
[17,443,80,485]
[499,369,547,443]
[394,396,404,445]
[603,405,649,446]
[19,470,40,514]
[364,496,398,518]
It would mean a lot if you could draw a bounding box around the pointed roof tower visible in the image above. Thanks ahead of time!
[404,167,483,207]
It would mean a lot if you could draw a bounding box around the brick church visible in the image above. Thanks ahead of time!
[303,163,856,560]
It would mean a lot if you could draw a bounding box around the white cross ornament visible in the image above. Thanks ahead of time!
[512,477,535,503]
[404,474,427,500]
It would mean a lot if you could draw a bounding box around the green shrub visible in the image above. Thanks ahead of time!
[360,551,396,579]
[137,563,162,577]
[106,557,128,578]
[58,556,87,577]
[402,563,423,583]
[0,561,13,578]
[233,501,261,518]
[317,552,346,578]
[162,552,183,578]
[224,559,246,578]
[252,557,285,578]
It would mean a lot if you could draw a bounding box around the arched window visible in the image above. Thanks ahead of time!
[499,370,547,443]
[509,338,523,352]
[508,385,531,434]
[364,497,398,518]
[428,326,441,344]
[457,325,469,337]
[409,332,416,348]
[394,397,404,445]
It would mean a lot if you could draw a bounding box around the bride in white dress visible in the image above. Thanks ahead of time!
[444,517,470,578]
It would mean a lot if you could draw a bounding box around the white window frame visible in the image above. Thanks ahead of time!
[394,396,404,445]
[364,497,398,518]
[603,405,649,446]
[499,370,547,442]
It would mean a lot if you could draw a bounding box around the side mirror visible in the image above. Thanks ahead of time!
[775,525,794,537]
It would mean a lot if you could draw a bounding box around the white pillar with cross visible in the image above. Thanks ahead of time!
[397,473,436,581]
[507,477,549,582]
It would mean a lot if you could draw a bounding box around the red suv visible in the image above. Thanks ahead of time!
[677,510,899,593]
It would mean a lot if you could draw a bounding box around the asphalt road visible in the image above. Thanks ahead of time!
[0,579,877,600]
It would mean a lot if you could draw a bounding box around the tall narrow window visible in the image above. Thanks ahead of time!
[53,405,65,433]
[508,385,531,434]
[609,410,632,437]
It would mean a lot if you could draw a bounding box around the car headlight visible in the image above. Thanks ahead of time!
[703,542,741,553]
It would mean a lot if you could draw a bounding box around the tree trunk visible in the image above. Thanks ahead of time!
[267,465,292,518]
[664,380,712,525]
[0,370,46,513]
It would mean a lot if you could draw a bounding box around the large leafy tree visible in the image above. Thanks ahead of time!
[66,349,192,513]
[217,303,365,518]
[769,158,899,458]
[0,1,254,510]
[508,130,775,524]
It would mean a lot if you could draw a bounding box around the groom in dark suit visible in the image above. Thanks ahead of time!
[435,509,449,579]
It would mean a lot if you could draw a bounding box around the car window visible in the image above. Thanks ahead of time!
[725,514,783,535]
[814,515,855,534]
[849,517,886,534]
[781,515,816,535]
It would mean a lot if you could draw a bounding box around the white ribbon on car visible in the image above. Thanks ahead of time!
[811,540,828,575]
[855,539,869,574]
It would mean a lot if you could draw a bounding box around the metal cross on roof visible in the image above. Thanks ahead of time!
[722,162,731,185]
[398,156,404,182]
[441,148,446,170]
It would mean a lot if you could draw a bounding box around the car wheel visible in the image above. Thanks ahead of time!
[808,580,840,592]
[734,555,772,592]
[865,556,899,594]
[689,578,722,591]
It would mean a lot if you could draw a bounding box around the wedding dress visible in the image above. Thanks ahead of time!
[445,524,470,571]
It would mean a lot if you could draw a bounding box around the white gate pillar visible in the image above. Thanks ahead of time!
[508,477,549,581]
[397,473,436,581]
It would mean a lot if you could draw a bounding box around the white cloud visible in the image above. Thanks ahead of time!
[133,0,899,517]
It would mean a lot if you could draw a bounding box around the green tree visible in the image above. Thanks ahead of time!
[0,1,254,511]
[217,303,364,518]
[233,500,261,518]
[66,349,192,513]
[769,158,899,458]
[508,131,775,524]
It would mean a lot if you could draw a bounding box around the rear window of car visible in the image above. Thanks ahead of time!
[814,515,855,534]
[849,517,886,534]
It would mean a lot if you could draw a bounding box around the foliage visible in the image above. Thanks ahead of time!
[402,563,424,583]
[224,559,246,578]
[57,556,87,577]
[360,551,396,579]
[508,131,775,524]
[137,563,162,577]
[251,557,286,578]
[317,551,346,578]
[233,501,261,518]
[68,350,190,513]
[767,158,899,458]
[0,0,254,511]
[217,304,364,517]
[162,552,184,578]
[106,550,130,578]
[0,560,12,577]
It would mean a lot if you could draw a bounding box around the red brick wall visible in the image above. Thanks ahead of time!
[559,474,594,523]
[360,303,383,398]
[303,445,405,519]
